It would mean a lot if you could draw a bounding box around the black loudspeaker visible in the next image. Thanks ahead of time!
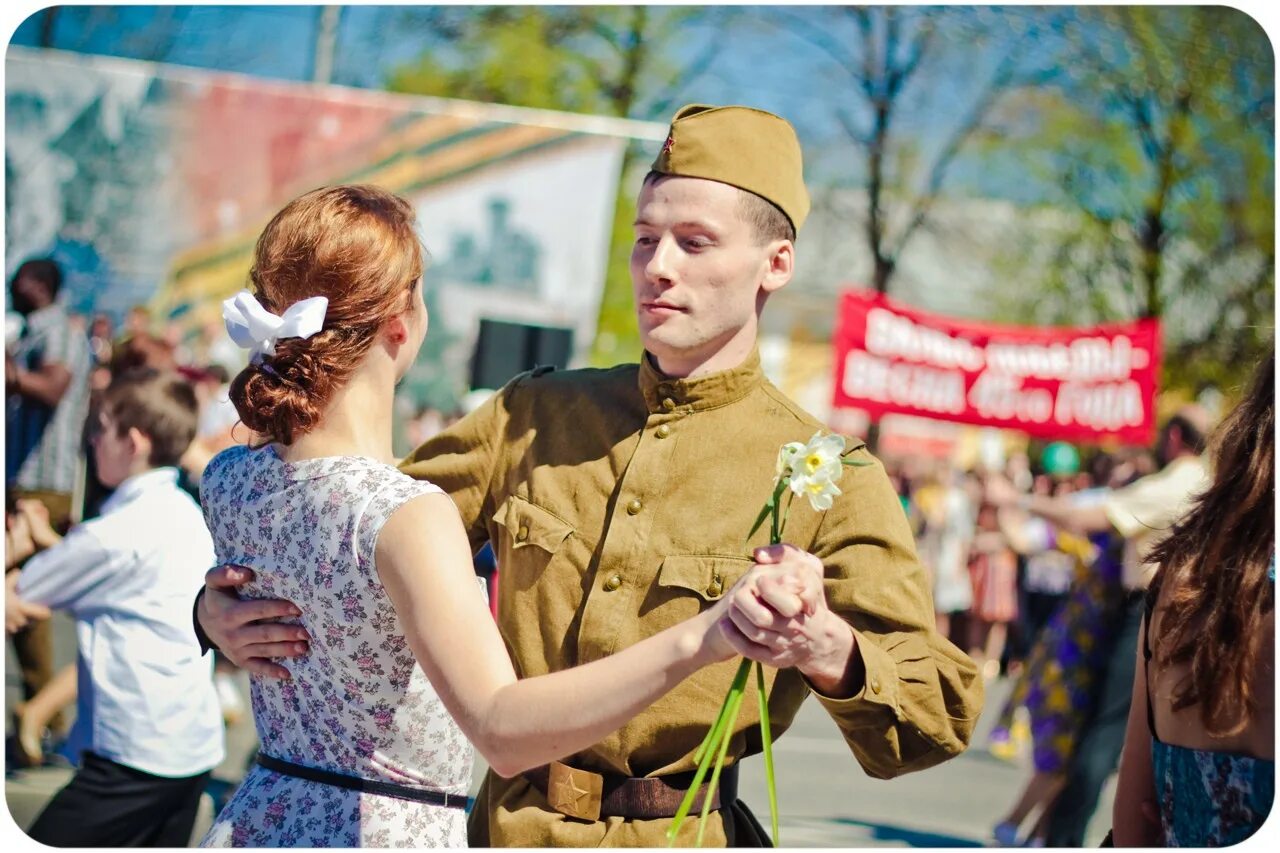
[470,319,574,390]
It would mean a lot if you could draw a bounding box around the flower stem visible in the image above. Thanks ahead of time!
[693,675,737,765]
[756,661,778,846]
[695,682,747,847]
[667,660,751,845]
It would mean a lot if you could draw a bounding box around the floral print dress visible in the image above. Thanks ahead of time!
[198,445,473,847]
[1145,566,1274,846]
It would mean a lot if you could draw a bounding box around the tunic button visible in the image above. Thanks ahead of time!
[661,397,676,411]
[707,572,723,597]
[656,424,671,438]
[626,499,643,515]
[871,677,882,695]
[516,525,529,542]
[604,574,623,591]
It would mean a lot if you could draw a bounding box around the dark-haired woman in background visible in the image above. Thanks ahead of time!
[1112,352,1275,846]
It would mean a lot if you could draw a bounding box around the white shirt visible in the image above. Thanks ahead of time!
[1105,455,1211,591]
[18,467,225,777]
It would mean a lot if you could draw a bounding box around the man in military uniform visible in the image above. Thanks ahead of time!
[195,104,983,846]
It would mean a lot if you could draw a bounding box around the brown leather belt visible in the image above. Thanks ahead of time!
[524,759,738,822]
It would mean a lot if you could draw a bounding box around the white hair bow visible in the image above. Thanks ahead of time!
[222,290,329,361]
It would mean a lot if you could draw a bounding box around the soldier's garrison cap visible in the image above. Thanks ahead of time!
[650,103,810,233]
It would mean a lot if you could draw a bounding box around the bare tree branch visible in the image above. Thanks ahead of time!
[770,8,864,82]
[887,16,934,99]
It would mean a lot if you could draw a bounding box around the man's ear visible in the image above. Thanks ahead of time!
[760,239,795,296]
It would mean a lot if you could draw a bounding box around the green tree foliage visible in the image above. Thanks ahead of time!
[772,7,1049,294]
[988,7,1273,395]
[385,6,724,368]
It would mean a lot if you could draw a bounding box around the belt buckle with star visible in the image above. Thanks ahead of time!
[547,760,604,822]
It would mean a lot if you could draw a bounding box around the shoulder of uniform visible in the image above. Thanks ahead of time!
[758,379,829,429]
[756,381,871,459]
[842,436,870,456]
[509,362,634,386]
[504,362,637,404]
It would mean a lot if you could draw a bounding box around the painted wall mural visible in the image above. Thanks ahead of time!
[6,47,647,409]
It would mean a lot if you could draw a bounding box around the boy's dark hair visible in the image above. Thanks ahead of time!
[11,258,63,298]
[101,368,199,468]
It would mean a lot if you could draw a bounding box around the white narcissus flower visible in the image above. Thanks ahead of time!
[775,441,805,480]
[779,431,848,511]
[796,474,842,511]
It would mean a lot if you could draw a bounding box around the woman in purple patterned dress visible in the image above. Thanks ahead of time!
[197,186,809,847]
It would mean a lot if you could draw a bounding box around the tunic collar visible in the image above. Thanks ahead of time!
[638,347,764,414]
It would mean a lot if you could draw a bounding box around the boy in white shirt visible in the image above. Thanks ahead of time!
[5,367,225,846]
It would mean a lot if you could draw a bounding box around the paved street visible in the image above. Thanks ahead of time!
[7,612,1115,846]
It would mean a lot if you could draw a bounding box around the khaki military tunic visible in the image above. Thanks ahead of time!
[399,349,983,847]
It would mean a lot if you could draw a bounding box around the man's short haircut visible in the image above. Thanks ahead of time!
[12,258,63,298]
[736,190,796,246]
[101,368,199,468]
[642,171,796,246]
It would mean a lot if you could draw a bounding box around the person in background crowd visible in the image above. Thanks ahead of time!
[1022,445,1082,642]
[194,318,248,379]
[1113,353,1274,847]
[177,362,250,726]
[989,454,1129,846]
[122,305,152,341]
[88,313,114,368]
[916,463,976,644]
[5,368,224,846]
[5,256,92,744]
[968,491,1019,681]
[110,330,177,375]
[987,405,1213,847]
[179,364,242,486]
[1006,450,1034,493]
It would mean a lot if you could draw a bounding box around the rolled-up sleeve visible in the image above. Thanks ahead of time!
[808,447,984,779]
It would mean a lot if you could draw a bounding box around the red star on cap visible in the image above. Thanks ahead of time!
[662,134,674,154]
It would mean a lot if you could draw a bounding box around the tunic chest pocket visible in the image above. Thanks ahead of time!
[658,555,754,602]
[492,496,574,587]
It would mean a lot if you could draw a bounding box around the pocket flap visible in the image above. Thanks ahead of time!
[493,495,573,554]
[658,555,753,601]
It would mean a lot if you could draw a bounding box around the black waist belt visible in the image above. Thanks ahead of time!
[256,753,468,810]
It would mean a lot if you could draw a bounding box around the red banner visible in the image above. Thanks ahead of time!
[832,290,1161,445]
